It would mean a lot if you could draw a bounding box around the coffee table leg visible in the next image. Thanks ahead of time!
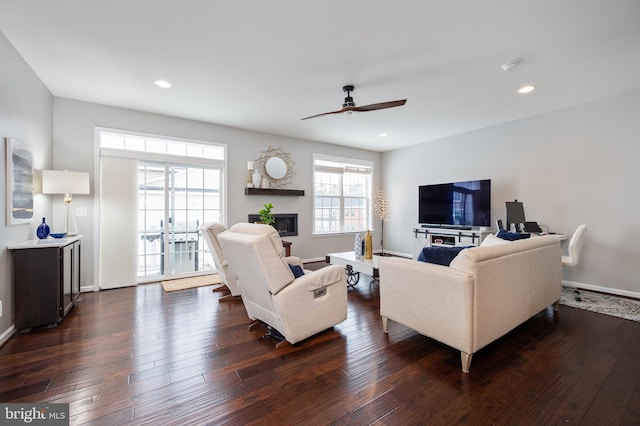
[345,265,360,287]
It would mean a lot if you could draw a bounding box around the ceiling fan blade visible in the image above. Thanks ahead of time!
[353,99,406,112]
[301,108,348,120]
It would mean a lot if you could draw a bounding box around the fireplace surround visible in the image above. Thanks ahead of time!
[247,213,298,236]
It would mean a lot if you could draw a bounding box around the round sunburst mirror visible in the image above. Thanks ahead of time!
[254,146,296,188]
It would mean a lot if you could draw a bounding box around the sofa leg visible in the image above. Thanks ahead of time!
[382,317,389,333]
[461,352,473,373]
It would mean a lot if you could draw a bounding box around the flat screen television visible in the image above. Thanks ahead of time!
[418,179,491,228]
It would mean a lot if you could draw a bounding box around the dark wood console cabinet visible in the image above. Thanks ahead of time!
[9,236,82,331]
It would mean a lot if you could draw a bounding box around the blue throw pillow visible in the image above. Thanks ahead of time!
[417,246,471,266]
[288,263,305,278]
[496,230,531,241]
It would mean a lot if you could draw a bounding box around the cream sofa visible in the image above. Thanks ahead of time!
[378,235,562,372]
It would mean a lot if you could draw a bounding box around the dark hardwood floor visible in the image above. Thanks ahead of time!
[1,267,639,425]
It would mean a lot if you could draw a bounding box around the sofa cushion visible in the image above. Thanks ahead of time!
[417,246,471,266]
[496,230,531,241]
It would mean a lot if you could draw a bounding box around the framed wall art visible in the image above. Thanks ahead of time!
[5,137,34,225]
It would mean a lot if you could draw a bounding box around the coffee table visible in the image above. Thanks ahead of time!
[326,251,379,287]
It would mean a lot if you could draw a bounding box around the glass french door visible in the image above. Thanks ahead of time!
[137,161,222,281]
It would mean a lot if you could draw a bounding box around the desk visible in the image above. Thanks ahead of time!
[535,233,567,241]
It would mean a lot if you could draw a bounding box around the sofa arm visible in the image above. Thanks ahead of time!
[296,264,346,291]
[284,256,303,267]
[378,257,475,355]
[272,264,347,344]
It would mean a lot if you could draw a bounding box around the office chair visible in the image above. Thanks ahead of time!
[562,224,587,301]
[562,224,587,266]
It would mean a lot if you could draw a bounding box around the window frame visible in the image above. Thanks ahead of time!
[312,153,373,236]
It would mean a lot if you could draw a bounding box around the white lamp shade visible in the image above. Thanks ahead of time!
[42,170,90,195]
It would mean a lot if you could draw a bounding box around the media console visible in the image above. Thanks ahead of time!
[412,227,492,258]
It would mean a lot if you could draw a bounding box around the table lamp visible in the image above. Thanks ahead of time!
[42,170,90,236]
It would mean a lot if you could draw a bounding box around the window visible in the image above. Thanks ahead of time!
[98,128,226,282]
[313,154,373,234]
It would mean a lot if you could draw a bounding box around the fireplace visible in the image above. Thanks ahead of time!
[247,213,298,236]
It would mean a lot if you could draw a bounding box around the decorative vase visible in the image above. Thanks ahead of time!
[36,217,50,239]
[364,230,373,259]
[252,171,262,188]
[354,233,363,258]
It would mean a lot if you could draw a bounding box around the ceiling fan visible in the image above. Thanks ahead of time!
[301,85,406,120]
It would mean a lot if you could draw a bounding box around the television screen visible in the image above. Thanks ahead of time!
[418,179,491,228]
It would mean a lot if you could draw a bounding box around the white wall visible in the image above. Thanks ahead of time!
[382,89,640,297]
[52,98,382,290]
[0,31,53,340]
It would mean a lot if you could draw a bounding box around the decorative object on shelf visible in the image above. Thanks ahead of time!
[5,137,34,225]
[373,188,391,255]
[258,203,275,225]
[36,217,50,239]
[42,169,90,236]
[252,171,262,188]
[364,230,373,259]
[253,146,296,189]
[50,232,67,239]
[247,161,254,188]
[261,177,270,189]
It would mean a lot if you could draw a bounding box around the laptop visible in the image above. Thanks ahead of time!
[523,221,542,233]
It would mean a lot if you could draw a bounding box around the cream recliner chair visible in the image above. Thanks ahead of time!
[200,222,241,301]
[218,223,348,346]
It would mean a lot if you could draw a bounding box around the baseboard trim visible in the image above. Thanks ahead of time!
[562,280,640,300]
[0,324,16,347]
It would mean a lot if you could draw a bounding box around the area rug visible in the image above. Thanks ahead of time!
[162,274,222,292]
[560,286,640,322]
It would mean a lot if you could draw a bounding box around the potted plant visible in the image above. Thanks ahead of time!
[258,203,276,225]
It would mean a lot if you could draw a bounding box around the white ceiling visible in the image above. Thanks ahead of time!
[1,1,639,152]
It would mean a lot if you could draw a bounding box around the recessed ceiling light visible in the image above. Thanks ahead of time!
[518,85,535,94]
[154,80,172,88]
[379,133,388,137]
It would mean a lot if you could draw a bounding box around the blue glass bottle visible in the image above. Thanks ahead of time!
[36,217,50,239]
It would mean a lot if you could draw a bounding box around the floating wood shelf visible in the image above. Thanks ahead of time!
[244,188,305,196]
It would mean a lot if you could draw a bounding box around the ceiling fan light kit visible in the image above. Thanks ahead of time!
[301,85,406,120]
